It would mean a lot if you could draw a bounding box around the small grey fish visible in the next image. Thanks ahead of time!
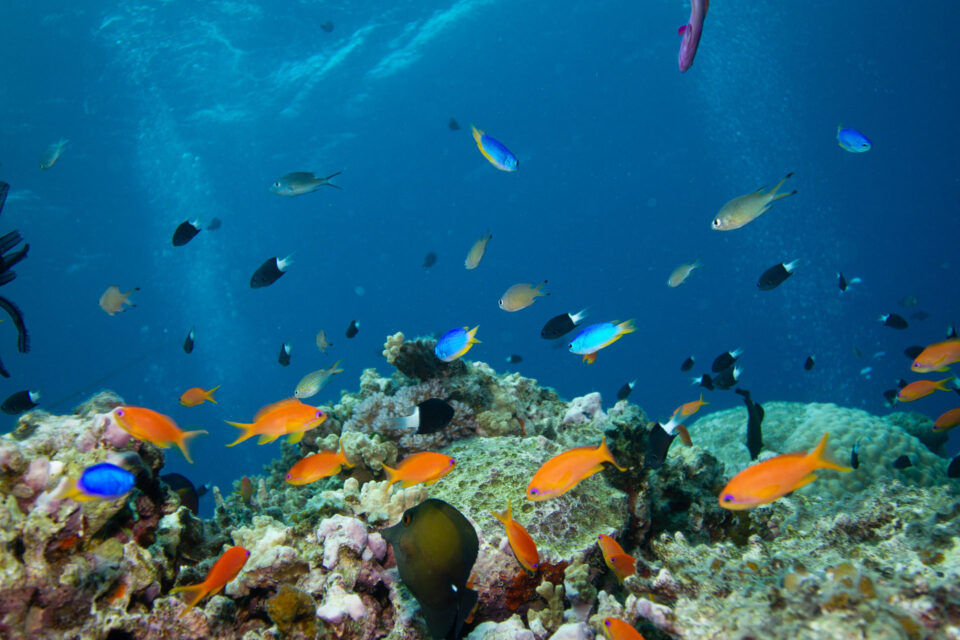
[270,171,342,196]
[294,360,343,399]
[315,329,332,353]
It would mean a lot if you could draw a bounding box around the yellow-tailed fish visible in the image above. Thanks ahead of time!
[294,360,344,399]
[498,280,549,312]
[711,172,797,231]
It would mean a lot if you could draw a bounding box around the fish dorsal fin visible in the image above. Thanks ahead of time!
[255,397,301,421]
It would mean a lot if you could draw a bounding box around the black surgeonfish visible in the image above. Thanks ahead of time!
[0,179,30,377]
[540,309,587,339]
[423,252,437,269]
[346,320,360,338]
[1,390,39,414]
[712,349,742,373]
[390,398,456,435]
[206,217,222,231]
[183,327,195,354]
[680,356,695,371]
[250,255,293,288]
[645,422,690,469]
[617,380,636,401]
[735,388,764,460]
[877,313,908,330]
[172,220,201,246]
[757,260,798,291]
[278,342,291,366]
[804,355,815,371]
[381,499,478,640]
[713,364,741,390]
[160,473,201,515]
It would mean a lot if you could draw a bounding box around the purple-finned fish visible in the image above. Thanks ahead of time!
[677,0,709,72]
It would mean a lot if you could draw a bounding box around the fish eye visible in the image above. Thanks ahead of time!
[722,494,734,502]
[712,218,721,228]
[285,473,291,480]
[316,411,324,418]
[604,620,611,628]
[274,182,281,188]
[115,409,124,416]
[529,488,538,495]
[402,513,411,525]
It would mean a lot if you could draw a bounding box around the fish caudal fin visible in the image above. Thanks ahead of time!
[205,386,220,404]
[339,441,355,468]
[224,421,257,447]
[381,463,399,488]
[599,436,628,471]
[491,499,513,525]
[169,582,211,617]
[467,325,481,344]
[177,430,208,464]
[54,478,99,502]
[935,377,959,391]
[471,125,484,144]
[322,171,342,189]
[808,433,852,473]
[617,319,637,335]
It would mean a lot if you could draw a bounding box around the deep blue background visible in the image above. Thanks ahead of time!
[1,1,958,497]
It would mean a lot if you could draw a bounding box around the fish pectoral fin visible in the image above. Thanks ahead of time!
[792,473,819,491]
[288,430,305,444]
[751,483,784,500]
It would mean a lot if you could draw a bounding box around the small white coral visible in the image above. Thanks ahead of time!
[316,514,368,570]
[382,332,405,365]
[316,580,367,624]
[467,614,536,640]
[345,479,426,524]
[563,393,605,425]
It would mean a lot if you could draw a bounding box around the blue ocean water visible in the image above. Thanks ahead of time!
[1,1,958,500]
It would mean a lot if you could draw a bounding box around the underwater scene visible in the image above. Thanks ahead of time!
[1,0,959,638]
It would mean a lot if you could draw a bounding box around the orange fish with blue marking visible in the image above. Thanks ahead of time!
[597,534,636,583]
[382,451,456,488]
[911,338,960,373]
[934,408,960,433]
[719,432,851,510]
[179,385,220,407]
[526,437,626,501]
[491,500,539,573]
[110,406,207,464]
[602,618,646,640]
[896,377,957,403]
[672,392,707,419]
[170,546,250,616]
[285,441,354,485]
[471,126,518,172]
[225,398,326,447]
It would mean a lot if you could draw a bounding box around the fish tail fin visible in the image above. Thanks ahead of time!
[224,421,256,447]
[769,172,794,194]
[177,430,208,464]
[381,463,398,488]
[771,189,798,202]
[53,478,98,502]
[536,280,549,296]
[339,440,354,468]
[808,433,852,473]
[322,171,342,189]
[471,125,484,143]
[618,319,637,334]
[467,325,481,344]
[331,359,344,374]
[205,385,221,404]
[935,377,959,391]
[169,582,210,616]
[599,436,628,471]
[491,499,512,525]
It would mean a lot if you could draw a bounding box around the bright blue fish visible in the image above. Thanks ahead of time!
[435,326,480,362]
[837,126,871,153]
[58,462,135,501]
[568,320,636,364]
[471,126,518,172]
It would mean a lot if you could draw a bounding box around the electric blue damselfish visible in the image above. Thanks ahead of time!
[568,320,636,364]
[837,126,871,153]
[59,462,136,501]
[435,326,481,362]
[471,126,519,172]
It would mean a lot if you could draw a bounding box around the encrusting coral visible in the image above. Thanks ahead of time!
[0,333,958,640]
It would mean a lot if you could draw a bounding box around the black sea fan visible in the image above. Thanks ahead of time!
[0,180,30,377]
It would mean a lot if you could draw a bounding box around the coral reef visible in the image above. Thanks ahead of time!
[1,335,959,640]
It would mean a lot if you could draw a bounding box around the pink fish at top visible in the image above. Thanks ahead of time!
[678,0,709,72]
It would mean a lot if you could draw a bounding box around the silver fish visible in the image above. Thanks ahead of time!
[270,171,341,196]
[294,360,343,399]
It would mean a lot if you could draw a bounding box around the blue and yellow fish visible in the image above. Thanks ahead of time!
[435,326,480,362]
[568,320,636,364]
[57,462,135,501]
[471,126,518,172]
[837,126,871,153]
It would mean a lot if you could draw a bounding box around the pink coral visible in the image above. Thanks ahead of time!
[23,457,51,493]
[317,514,368,570]
[562,393,605,425]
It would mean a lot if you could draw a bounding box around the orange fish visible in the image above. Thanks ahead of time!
[672,392,708,419]
[491,500,539,573]
[179,385,220,407]
[526,437,627,501]
[285,441,354,485]
[235,476,254,503]
[381,451,456,488]
[224,398,326,447]
[108,582,127,606]
[719,432,851,510]
[110,406,207,464]
[896,378,956,403]
[170,546,250,616]
[911,338,960,373]
[933,408,960,433]
[602,618,646,640]
[597,534,636,583]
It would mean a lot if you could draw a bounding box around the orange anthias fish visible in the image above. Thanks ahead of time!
[110,406,208,464]
[170,546,250,616]
[224,398,326,447]
[602,617,646,640]
[381,452,456,489]
[285,441,354,485]
[526,437,627,501]
[491,500,539,573]
[672,392,708,419]
[597,534,636,583]
[719,432,851,510]
[235,476,254,503]
[911,338,960,373]
[934,408,960,433]
[179,385,220,407]
[896,378,956,403]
